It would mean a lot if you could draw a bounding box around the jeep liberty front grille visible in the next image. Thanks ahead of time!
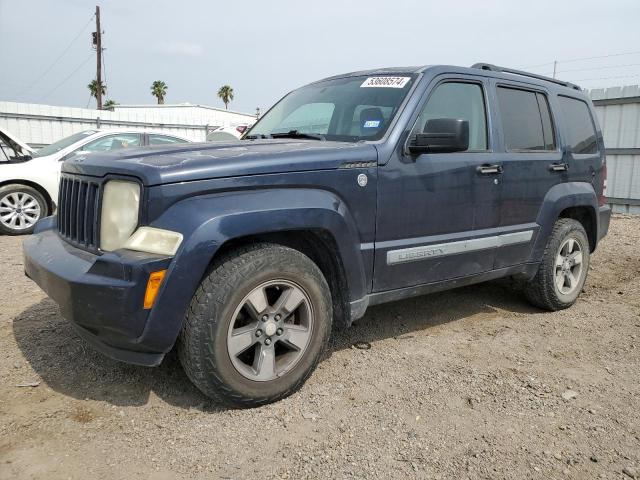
[57,176,100,250]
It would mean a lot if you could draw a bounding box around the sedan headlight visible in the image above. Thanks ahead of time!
[100,180,140,251]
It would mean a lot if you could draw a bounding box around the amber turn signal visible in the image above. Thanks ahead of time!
[144,270,167,309]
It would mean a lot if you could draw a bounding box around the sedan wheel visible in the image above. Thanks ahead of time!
[0,185,48,235]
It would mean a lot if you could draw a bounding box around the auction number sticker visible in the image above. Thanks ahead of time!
[360,76,410,88]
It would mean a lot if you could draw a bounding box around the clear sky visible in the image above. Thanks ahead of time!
[1,0,639,114]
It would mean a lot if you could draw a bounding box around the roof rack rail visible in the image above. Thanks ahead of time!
[471,63,581,91]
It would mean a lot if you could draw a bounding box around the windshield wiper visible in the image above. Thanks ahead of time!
[270,130,326,141]
[244,133,272,140]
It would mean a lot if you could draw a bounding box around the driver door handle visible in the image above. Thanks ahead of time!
[549,162,569,172]
[477,164,503,175]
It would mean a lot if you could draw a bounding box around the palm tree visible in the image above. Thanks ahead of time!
[87,79,106,106]
[217,85,234,110]
[103,99,118,111]
[151,81,168,104]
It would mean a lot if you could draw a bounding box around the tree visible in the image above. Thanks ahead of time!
[103,99,118,111]
[88,79,106,107]
[151,81,168,104]
[217,85,234,110]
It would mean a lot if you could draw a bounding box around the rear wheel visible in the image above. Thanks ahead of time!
[0,184,48,235]
[524,218,590,310]
[178,243,332,407]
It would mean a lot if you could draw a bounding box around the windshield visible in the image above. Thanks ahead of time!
[246,74,417,142]
[33,130,97,158]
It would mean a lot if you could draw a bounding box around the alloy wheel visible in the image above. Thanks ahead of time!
[554,237,584,295]
[0,192,41,231]
[226,279,314,381]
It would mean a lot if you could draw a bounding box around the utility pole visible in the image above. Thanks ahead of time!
[95,5,103,109]
[552,60,557,79]
[255,107,261,119]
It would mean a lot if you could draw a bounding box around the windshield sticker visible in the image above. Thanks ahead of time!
[363,120,381,128]
[360,77,410,88]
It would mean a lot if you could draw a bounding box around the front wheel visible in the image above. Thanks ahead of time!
[178,243,332,407]
[0,184,48,235]
[524,218,590,311]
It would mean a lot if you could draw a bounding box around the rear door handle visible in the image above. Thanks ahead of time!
[477,164,503,175]
[549,162,569,172]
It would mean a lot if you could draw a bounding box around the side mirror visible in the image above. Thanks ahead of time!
[408,118,469,155]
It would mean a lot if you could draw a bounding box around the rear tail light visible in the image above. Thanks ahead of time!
[236,125,248,134]
[598,159,607,207]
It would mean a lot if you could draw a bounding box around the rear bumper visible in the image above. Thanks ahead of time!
[597,205,612,244]
[23,218,173,366]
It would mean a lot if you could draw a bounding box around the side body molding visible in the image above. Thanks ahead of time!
[530,181,599,262]
[136,188,369,352]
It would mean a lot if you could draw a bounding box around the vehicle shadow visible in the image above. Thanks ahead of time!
[12,279,538,410]
[330,278,539,351]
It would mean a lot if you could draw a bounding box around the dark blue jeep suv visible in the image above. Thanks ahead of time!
[23,64,611,406]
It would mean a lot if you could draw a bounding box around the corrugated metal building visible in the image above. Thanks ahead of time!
[588,85,640,214]
[0,101,256,147]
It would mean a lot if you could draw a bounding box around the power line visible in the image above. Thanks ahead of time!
[37,54,93,102]
[557,62,640,74]
[536,62,640,76]
[15,15,94,98]
[521,61,556,69]
[558,50,640,65]
[522,50,640,70]
[573,74,640,82]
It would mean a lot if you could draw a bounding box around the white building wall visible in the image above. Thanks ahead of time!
[112,104,256,128]
[0,101,256,147]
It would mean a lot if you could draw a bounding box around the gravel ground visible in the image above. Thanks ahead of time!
[1,216,639,480]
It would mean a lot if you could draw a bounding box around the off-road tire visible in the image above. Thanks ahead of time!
[178,243,332,408]
[0,184,48,235]
[524,218,590,311]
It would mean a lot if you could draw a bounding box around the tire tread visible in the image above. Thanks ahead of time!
[178,243,331,408]
[524,218,589,311]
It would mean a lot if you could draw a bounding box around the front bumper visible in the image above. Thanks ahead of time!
[23,218,173,366]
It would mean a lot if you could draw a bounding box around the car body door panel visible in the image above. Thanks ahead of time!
[373,76,503,292]
[489,80,564,268]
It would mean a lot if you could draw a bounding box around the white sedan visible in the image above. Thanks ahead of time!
[0,128,190,235]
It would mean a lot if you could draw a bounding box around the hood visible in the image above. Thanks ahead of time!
[0,126,35,159]
[62,139,378,185]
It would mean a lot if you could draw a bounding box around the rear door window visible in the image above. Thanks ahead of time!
[558,96,598,154]
[497,87,555,151]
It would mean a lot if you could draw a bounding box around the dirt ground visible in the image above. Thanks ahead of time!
[1,216,639,480]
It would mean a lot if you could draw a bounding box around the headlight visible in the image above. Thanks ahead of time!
[100,180,140,251]
[123,226,183,256]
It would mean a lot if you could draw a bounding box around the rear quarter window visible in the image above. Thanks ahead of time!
[558,96,598,154]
